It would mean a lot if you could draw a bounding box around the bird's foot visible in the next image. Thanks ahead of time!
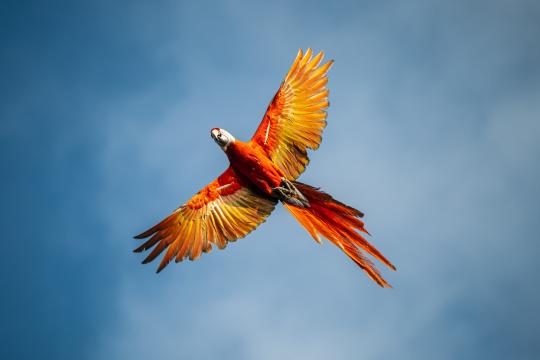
[272,178,309,207]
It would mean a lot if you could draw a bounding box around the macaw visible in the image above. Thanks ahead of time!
[134,49,396,287]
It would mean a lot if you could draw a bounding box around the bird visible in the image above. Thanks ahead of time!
[134,48,396,287]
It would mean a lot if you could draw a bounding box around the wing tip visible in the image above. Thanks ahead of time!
[133,232,149,240]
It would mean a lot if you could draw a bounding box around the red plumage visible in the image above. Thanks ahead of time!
[134,49,396,287]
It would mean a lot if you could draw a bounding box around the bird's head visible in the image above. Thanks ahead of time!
[211,128,235,151]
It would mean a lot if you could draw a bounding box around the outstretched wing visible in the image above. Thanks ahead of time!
[251,48,333,180]
[134,167,277,272]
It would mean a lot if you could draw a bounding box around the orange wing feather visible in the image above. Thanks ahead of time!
[251,48,333,180]
[134,167,277,272]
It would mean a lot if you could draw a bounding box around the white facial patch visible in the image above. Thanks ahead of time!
[211,128,235,151]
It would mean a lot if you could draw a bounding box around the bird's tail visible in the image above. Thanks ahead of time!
[283,181,396,287]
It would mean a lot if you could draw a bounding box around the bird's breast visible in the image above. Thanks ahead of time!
[226,141,282,194]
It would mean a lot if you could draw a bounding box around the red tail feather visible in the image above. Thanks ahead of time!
[284,182,395,287]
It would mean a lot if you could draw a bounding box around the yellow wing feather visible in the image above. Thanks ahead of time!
[134,167,277,272]
[251,48,333,180]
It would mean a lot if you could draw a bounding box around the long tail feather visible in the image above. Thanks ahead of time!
[284,182,395,287]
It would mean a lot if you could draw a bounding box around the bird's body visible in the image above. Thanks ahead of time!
[225,139,283,196]
[135,49,396,287]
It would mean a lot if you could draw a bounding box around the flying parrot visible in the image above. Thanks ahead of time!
[134,48,396,287]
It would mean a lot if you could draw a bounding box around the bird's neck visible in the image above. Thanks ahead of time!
[224,139,243,159]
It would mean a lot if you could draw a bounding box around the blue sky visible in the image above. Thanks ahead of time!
[1,0,540,359]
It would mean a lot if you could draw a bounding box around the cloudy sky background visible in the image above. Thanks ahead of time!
[1,0,540,359]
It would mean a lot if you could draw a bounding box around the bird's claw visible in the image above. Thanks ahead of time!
[272,178,309,207]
